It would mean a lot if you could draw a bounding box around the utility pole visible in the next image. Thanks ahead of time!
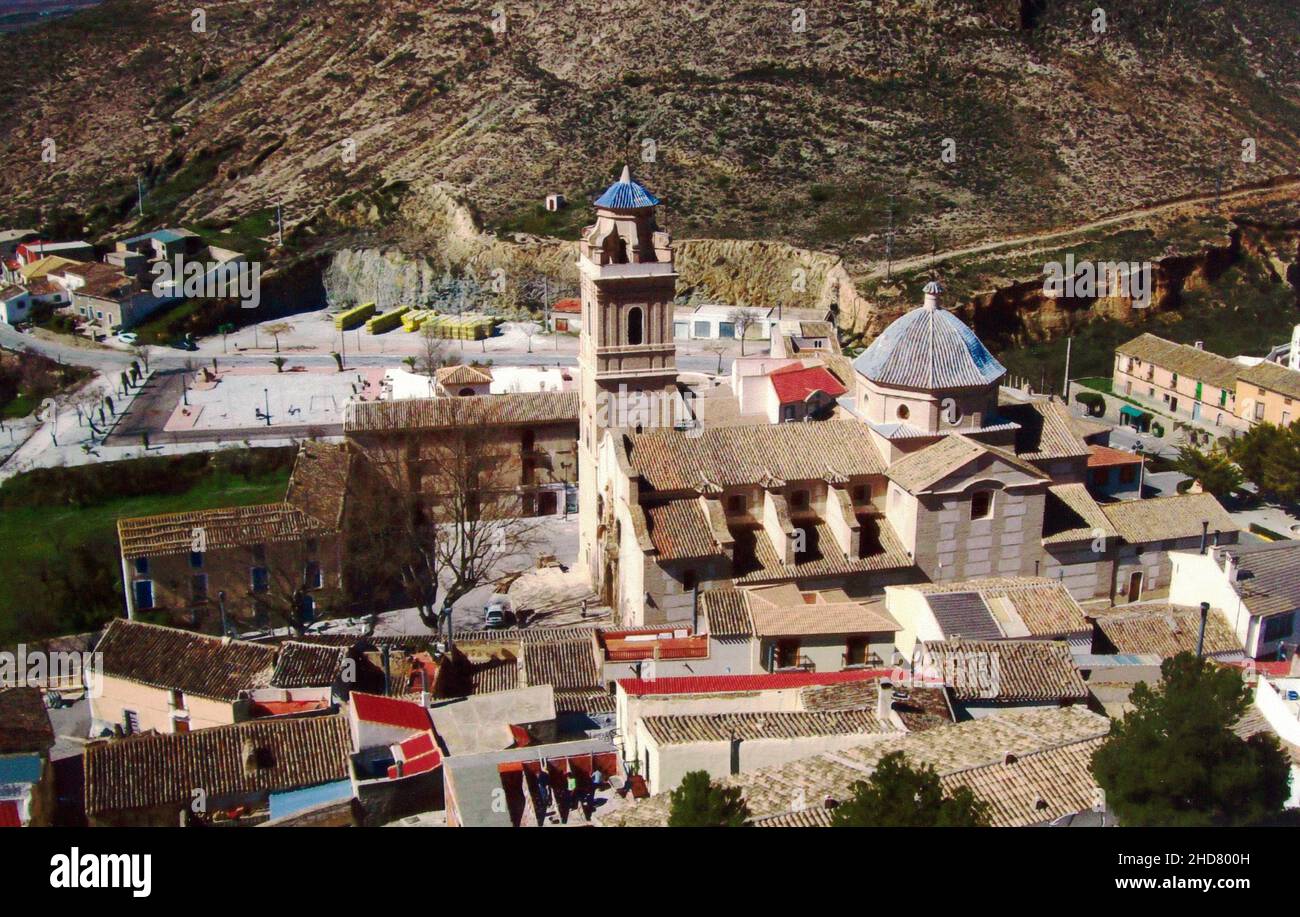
[137,176,145,218]
[276,204,284,247]
[264,388,271,426]
[885,194,896,281]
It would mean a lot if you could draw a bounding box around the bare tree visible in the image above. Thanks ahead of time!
[131,345,152,374]
[250,542,343,636]
[264,322,295,353]
[347,426,541,635]
[519,320,541,354]
[418,324,454,378]
[727,307,760,356]
[702,340,728,375]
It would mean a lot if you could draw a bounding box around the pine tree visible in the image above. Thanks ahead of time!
[667,770,750,827]
[829,751,990,827]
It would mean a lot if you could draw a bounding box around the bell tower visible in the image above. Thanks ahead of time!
[577,166,679,587]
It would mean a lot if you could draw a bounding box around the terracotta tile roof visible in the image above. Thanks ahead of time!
[769,364,847,405]
[625,420,886,493]
[0,687,54,754]
[641,709,883,745]
[619,669,888,697]
[1100,492,1236,544]
[521,635,600,692]
[84,714,351,816]
[700,589,754,637]
[1224,539,1300,617]
[17,254,80,281]
[0,284,23,300]
[552,297,582,314]
[117,502,333,560]
[1239,360,1300,400]
[554,688,615,716]
[468,657,520,694]
[94,619,277,702]
[797,680,880,712]
[1087,444,1143,467]
[351,692,432,730]
[643,500,717,561]
[1116,333,1241,390]
[995,399,1091,461]
[284,442,351,528]
[939,735,1107,826]
[798,321,835,339]
[752,807,835,827]
[921,639,1088,702]
[912,576,1090,638]
[886,435,1048,494]
[435,364,493,386]
[1089,603,1240,657]
[271,642,349,688]
[731,517,912,585]
[1044,483,1118,545]
[748,594,900,638]
[345,391,578,432]
[604,706,1110,827]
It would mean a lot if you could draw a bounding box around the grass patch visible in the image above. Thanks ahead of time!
[0,449,294,645]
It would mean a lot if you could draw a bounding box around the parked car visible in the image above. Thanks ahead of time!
[483,595,514,628]
[169,334,197,351]
[115,331,138,345]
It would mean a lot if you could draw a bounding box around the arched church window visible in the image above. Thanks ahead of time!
[627,306,644,346]
[616,237,629,264]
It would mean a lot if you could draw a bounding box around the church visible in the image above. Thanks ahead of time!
[575,169,1237,670]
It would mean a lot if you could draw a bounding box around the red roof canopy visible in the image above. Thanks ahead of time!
[553,297,582,314]
[1087,444,1143,468]
[351,691,431,730]
[769,364,847,405]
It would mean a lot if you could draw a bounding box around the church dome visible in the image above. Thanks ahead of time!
[852,286,1005,390]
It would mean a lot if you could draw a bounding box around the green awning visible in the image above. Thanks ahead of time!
[1119,405,1146,419]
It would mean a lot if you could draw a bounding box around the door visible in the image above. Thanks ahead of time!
[1128,571,1143,602]
[1192,402,1201,420]
[538,491,558,516]
[774,639,800,670]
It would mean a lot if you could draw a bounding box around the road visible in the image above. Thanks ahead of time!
[864,175,1300,280]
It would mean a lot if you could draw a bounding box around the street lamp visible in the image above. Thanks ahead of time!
[264,388,271,426]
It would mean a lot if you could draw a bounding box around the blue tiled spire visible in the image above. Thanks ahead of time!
[594,165,660,209]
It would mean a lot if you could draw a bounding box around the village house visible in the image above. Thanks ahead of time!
[549,296,581,333]
[1112,333,1245,431]
[0,687,56,827]
[1235,359,1300,427]
[116,442,351,628]
[916,638,1089,720]
[1086,444,1143,499]
[83,714,353,827]
[90,618,350,736]
[1168,539,1300,660]
[603,704,1113,827]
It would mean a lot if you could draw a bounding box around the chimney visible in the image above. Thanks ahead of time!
[877,680,895,725]
[242,738,259,776]
[1196,601,1210,659]
[1199,521,1209,554]
[1223,552,1237,582]
[1194,341,1204,350]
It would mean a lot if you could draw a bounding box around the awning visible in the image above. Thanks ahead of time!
[1119,405,1147,420]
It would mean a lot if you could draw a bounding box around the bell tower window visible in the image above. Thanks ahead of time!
[627,306,644,346]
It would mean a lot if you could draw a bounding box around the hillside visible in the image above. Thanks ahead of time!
[1,0,1297,268]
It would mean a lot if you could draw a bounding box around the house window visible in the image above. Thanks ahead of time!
[845,637,868,667]
[191,574,207,602]
[133,580,154,610]
[123,710,140,735]
[682,570,698,592]
[718,322,735,339]
[170,690,186,711]
[970,490,993,520]
[1091,468,1108,487]
[251,567,270,593]
[189,550,204,569]
[782,404,797,422]
[853,484,871,503]
[727,494,747,514]
[896,404,910,420]
[1119,465,1138,484]
[789,490,809,510]
[694,320,710,338]
[1262,612,1294,643]
[627,307,644,346]
[134,557,150,575]
[305,560,323,589]
[252,544,267,564]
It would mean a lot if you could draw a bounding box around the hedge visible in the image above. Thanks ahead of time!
[1074,390,1106,417]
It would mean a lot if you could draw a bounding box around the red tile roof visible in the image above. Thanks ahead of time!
[769,364,847,404]
[1087,444,1143,468]
[388,731,441,778]
[350,692,431,730]
[617,669,890,697]
[552,297,581,313]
